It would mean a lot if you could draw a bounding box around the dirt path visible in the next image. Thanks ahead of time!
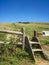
[35,57,49,65]
[43,45,49,58]
[34,45,49,65]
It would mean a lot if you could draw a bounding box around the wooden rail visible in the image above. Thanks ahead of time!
[0,41,10,44]
[0,30,23,35]
[0,28,25,50]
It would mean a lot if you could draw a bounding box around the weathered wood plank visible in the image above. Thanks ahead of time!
[0,30,23,35]
[0,41,10,44]
[32,49,42,52]
[0,41,22,45]
[29,41,39,44]
[25,36,35,61]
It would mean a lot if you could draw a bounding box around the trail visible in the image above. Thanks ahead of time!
[35,57,49,65]
[35,45,49,65]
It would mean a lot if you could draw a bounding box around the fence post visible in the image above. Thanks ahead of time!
[32,30,39,42]
[34,30,38,37]
[21,27,25,50]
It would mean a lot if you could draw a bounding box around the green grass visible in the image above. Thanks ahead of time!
[0,44,34,65]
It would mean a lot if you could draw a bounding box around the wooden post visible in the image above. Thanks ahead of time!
[32,30,39,42]
[34,30,38,37]
[21,27,25,50]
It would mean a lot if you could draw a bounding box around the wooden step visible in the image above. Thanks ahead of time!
[32,49,42,52]
[29,41,39,44]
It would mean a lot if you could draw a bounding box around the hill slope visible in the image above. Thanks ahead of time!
[0,22,49,65]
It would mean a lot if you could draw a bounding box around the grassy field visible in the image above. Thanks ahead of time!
[0,22,49,44]
[0,22,49,65]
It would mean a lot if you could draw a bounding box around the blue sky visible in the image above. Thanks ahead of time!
[0,0,49,22]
